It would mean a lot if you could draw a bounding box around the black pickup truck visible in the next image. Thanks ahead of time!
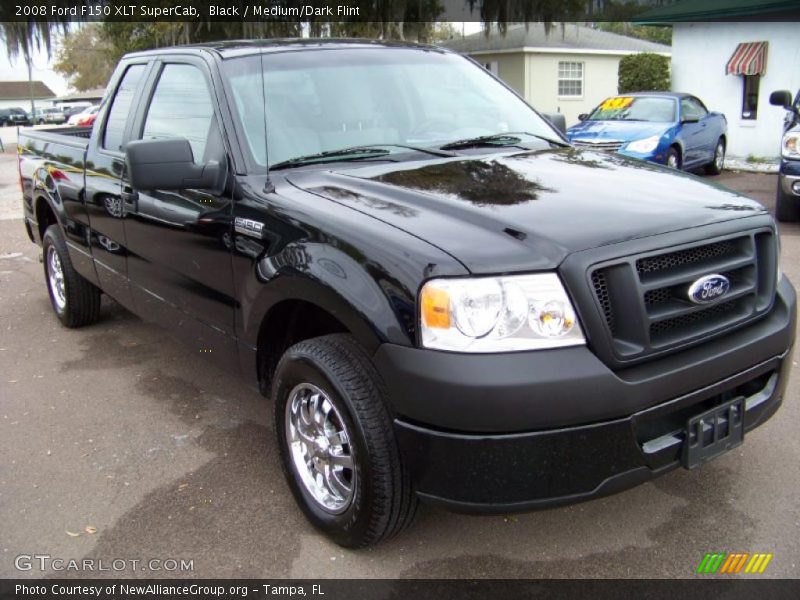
[19,40,796,548]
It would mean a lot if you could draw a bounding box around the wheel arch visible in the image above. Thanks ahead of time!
[249,277,401,394]
[34,193,59,242]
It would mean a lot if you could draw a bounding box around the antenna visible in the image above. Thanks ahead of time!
[261,54,274,193]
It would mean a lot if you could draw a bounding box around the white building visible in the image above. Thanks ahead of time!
[638,2,800,159]
[442,23,671,127]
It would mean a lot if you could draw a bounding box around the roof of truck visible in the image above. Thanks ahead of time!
[126,38,446,60]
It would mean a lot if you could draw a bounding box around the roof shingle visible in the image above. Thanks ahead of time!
[0,80,56,100]
[442,23,671,55]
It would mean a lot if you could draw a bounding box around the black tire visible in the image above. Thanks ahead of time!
[666,146,681,170]
[42,225,101,327]
[775,179,800,222]
[272,333,417,548]
[704,138,725,175]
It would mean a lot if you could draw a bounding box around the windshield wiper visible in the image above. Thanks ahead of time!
[270,143,455,171]
[439,131,566,151]
[270,147,391,170]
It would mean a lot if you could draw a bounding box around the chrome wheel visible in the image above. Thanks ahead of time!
[714,143,725,171]
[47,246,66,312]
[285,383,356,513]
[667,152,679,169]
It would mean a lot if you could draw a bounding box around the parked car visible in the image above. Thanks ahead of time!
[77,113,97,127]
[769,89,800,221]
[17,41,795,548]
[68,105,100,126]
[566,92,727,174]
[62,103,92,120]
[0,107,31,127]
[30,107,67,125]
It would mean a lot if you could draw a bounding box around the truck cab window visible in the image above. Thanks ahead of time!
[141,64,215,163]
[102,64,146,151]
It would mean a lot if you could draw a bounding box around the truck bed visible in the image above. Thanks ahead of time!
[19,126,92,149]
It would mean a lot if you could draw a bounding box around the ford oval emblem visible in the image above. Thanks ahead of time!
[687,274,730,305]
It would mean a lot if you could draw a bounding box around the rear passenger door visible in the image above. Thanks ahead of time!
[84,60,150,311]
[121,58,238,370]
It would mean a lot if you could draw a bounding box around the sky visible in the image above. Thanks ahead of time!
[0,22,484,98]
[0,35,71,96]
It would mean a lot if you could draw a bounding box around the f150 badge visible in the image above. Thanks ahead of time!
[234,217,265,238]
[688,274,730,304]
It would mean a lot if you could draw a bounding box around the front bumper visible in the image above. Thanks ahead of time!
[374,277,795,512]
[779,158,800,196]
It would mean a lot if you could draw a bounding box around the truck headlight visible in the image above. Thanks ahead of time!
[419,273,585,352]
[625,135,660,153]
[782,131,800,159]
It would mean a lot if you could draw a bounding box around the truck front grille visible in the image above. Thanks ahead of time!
[588,230,777,363]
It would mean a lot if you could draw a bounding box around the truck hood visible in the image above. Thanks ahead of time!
[566,120,672,143]
[286,148,766,273]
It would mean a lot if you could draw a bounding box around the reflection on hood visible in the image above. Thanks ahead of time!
[373,158,553,206]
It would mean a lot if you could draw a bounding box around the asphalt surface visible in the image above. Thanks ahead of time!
[1,153,799,579]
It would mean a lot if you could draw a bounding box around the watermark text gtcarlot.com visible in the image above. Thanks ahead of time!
[15,554,194,572]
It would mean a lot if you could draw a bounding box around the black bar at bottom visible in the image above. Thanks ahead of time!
[2,579,800,600]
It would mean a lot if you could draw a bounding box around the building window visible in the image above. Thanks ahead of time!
[482,61,498,76]
[742,74,760,120]
[558,61,583,97]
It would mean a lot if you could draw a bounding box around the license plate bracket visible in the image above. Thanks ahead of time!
[682,397,744,469]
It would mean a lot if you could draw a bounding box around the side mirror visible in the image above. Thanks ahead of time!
[125,138,225,191]
[769,90,793,109]
[577,113,589,121]
[542,112,567,135]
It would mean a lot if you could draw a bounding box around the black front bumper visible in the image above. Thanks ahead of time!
[374,277,796,512]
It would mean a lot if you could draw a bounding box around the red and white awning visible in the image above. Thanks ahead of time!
[726,42,768,76]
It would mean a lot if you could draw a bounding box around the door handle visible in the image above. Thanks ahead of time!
[121,188,138,213]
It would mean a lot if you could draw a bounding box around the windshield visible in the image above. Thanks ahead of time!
[587,96,676,122]
[222,48,558,169]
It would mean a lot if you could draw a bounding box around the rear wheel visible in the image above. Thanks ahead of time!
[776,179,800,222]
[666,147,681,169]
[272,333,417,548]
[704,138,725,175]
[42,225,101,327]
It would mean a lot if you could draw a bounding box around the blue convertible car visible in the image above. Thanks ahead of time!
[566,92,727,174]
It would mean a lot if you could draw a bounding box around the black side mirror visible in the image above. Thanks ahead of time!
[125,138,226,192]
[577,113,589,121]
[542,112,567,135]
[769,90,793,109]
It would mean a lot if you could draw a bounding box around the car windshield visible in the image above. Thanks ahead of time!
[222,48,558,169]
[587,96,676,122]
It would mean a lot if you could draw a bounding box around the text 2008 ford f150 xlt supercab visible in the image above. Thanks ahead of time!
[19,40,796,548]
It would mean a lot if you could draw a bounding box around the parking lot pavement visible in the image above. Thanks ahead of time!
[1,156,799,579]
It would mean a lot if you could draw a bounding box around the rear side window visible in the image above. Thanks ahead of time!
[141,64,215,163]
[103,64,146,151]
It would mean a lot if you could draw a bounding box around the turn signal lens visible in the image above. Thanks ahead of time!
[421,285,451,329]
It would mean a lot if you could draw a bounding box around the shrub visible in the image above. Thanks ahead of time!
[618,53,670,93]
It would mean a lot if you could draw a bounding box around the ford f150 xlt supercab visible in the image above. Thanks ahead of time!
[19,40,796,548]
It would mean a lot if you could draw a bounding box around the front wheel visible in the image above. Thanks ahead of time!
[42,225,101,327]
[666,147,681,169]
[272,334,417,548]
[705,139,725,175]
